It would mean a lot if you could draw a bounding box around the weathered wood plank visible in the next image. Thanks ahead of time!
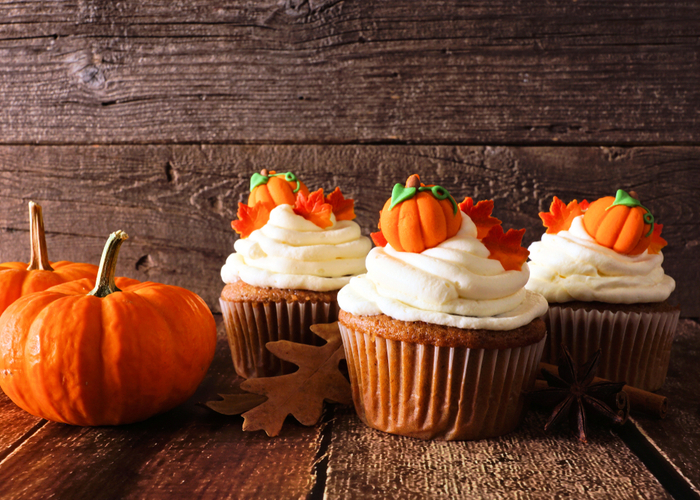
[0,321,321,500]
[323,406,671,499]
[1,145,697,315]
[624,320,700,494]
[0,1,699,144]
[0,393,44,462]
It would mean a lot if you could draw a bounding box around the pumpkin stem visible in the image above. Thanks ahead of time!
[260,168,269,177]
[26,201,54,272]
[89,230,129,298]
[406,175,421,189]
[629,190,639,200]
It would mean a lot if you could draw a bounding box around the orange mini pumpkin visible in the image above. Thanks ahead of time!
[247,169,309,207]
[379,174,462,253]
[583,190,654,255]
[0,202,98,316]
[0,230,217,426]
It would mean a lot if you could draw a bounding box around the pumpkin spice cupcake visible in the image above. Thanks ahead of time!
[220,170,371,378]
[336,175,548,440]
[526,190,679,391]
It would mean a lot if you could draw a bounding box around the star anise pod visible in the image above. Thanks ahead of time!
[531,346,627,443]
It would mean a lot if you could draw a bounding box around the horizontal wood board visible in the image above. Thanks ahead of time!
[0,322,322,500]
[1,1,699,145]
[323,406,671,499]
[1,144,698,315]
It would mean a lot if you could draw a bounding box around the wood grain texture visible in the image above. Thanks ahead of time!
[323,406,671,499]
[630,319,700,492]
[1,144,698,315]
[0,322,321,500]
[1,1,699,145]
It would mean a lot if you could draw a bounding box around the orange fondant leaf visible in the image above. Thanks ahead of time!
[458,197,502,239]
[325,187,356,221]
[371,230,388,247]
[539,197,587,234]
[648,223,668,254]
[206,323,352,437]
[482,225,529,271]
[293,189,334,228]
[231,202,272,238]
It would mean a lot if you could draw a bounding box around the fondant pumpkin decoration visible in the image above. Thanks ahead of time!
[378,174,461,253]
[583,189,655,255]
[248,169,309,207]
[0,202,98,316]
[0,230,217,426]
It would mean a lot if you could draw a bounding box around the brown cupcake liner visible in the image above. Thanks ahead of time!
[542,306,680,391]
[220,298,339,378]
[338,322,546,441]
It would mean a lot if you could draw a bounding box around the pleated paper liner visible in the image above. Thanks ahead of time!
[220,298,339,379]
[541,305,680,392]
[338,323,546,441]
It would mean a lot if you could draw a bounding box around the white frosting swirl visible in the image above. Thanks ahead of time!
[221,204,371,291]
[338,212,548,330]
[525,215,675,303]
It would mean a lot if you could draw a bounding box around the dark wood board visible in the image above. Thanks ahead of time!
[1,1,699,145]
[323,406,671,499]
[1,145,698,315]
[627,319,700,495]
[0,323,322,500]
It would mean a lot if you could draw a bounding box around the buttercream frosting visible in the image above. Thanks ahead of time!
[221,204,371,291]
[526,215,675,303]
[338,212,548,330]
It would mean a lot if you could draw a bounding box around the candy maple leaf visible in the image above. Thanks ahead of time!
[371,230,388,247]
[458,197,502,239]
[482,225,529,271]
[231,201,273,238]
[206,323,352,437]
[539,197,588,235]
[294,189,334,229]
[648,223,668,254]
[325,187,356,221]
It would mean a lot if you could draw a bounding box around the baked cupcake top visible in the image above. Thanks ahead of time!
[337,174,548,331]
[221,170,371,292]
[526,190,675,304]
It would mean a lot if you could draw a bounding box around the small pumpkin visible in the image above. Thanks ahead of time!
[0,202,98,316]
[247,169,309,207]
[583,189,654,255]
[379,174,462,253]
[0,230,217,426]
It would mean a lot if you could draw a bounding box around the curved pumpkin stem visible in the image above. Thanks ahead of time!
[260,168,269,177]
[629,190,639,200]
[406,174,421,189]
[89,230,129,298]
[26,201,54,272]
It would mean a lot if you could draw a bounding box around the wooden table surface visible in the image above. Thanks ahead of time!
[2,318,698,500]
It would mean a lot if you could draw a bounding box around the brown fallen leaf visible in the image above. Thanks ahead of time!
[205,378,268,415]
[212,322,352,437]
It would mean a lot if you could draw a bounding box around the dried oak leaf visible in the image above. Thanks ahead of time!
[482,225,529,271]
[458,197,502,239]
[325,187,356,221]
[231,201,273,238]
[219,323,352,437]
[539,196,588,235]
[294,189,334,229]
[648,223,668,254]
[205,379,268,415]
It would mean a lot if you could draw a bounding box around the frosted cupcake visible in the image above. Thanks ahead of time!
[337,175,548,440]
[221,170,371,378]
[526,190,679,391]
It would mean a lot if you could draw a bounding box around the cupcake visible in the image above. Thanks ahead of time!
[526,190,679,391]
[337,175,548,441]
[220,170,371,378]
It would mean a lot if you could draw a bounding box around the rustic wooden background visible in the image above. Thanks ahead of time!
[1,1,699,321]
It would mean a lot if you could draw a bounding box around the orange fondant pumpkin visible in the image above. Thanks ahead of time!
[0,202,98,316]
[248,169,309,207]
[379,174,462,253]
[583,190,654,255]
[0,231,217,426]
